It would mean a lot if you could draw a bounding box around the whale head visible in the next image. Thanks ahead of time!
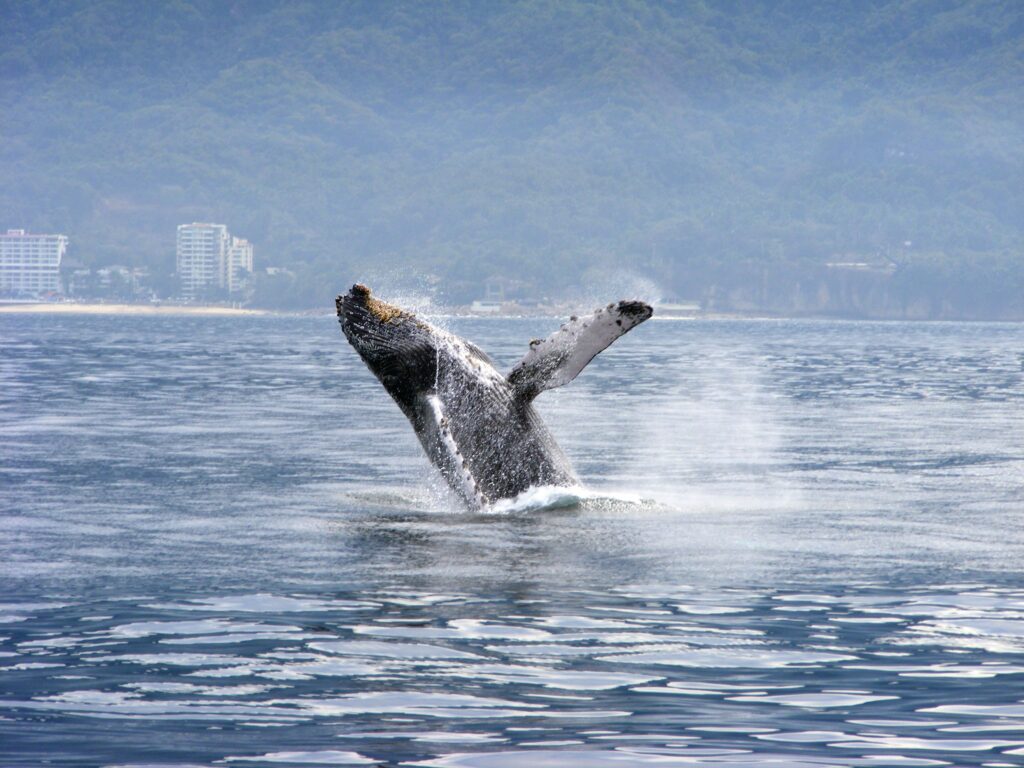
[336,284,439,413]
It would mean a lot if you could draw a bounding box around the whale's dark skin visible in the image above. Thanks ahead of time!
[336,284,652,508]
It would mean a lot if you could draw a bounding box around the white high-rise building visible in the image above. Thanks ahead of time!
[225,237,254,294]
[176,223,229,298]
[0,229,68,296]
[176,223,255,298]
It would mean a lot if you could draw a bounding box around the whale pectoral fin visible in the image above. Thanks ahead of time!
[507,299,653,401]
[414,393,489,509]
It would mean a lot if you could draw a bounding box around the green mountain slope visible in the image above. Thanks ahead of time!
[2,0,1022,314]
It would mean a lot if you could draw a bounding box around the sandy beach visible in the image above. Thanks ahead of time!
[0,302,267,316]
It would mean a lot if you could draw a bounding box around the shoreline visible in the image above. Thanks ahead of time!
[0,302,268,316]
[2,302,1021,323]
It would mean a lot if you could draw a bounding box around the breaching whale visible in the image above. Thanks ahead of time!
[336,284,653,509]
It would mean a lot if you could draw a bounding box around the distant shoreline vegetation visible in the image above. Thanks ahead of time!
[17,247,1022,320]
[5,289,1024,323]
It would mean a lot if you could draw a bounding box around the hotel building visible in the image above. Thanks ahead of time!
[176,223,254,298]
[176,223,229,298]
[0,229,68,296]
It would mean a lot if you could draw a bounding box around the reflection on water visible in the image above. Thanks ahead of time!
[2,314,1024,766]
[4,585,1024,765]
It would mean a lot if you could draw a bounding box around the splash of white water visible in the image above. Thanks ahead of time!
[483,484,588,515]
[480,484,656,515]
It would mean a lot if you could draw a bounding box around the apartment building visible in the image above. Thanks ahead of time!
[176,223,255,298]
[0,229,68,296]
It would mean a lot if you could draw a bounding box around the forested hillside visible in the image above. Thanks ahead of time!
[2,0,1022,315]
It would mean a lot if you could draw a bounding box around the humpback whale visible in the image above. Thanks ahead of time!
[336,284,653,508]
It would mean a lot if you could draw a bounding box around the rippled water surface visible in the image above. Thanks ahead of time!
[3,313,1024,767]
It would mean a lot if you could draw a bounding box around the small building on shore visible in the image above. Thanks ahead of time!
[225,237,254,294]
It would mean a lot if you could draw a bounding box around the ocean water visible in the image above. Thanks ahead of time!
[2,312,1024,767]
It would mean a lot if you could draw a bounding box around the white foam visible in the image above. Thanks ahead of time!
[484,485,587,514]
